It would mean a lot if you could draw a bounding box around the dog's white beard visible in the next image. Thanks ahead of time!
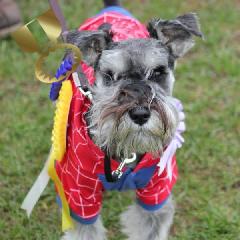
[114,113,165,157]
[91,104,178,158]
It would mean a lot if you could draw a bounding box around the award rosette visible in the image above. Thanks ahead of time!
[11,4,81,231]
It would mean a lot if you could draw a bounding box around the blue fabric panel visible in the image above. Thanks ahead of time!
[56,196,99,225]
[70,211,99,225]
[98,6,134,18]
[98,165,156,191]
[137,197,169,212]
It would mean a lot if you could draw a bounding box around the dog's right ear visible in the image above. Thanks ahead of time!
[147,13,203,58]
[66,29,112,66]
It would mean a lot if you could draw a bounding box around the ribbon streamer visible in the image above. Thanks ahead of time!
[48,80,74,230]
[21,149,52,216]
[49,0,68,37]
[157,99,186,180]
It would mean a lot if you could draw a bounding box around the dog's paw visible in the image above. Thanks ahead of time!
[60,218,107,240]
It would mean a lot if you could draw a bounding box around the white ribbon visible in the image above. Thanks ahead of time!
[157,99,186,180]
[21,149,52,217]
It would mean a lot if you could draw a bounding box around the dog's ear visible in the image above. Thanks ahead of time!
[147,13,203,58]
[66,29,112,66]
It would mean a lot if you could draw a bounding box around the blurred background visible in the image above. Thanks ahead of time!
[0,0,239,239]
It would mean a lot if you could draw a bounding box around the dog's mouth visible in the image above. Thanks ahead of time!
[114,110,172,154]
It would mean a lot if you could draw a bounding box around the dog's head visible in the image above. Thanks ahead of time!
[67,13,203,158]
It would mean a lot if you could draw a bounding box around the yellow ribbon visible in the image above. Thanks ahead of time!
[48,80,74,231]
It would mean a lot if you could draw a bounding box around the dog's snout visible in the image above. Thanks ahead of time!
[118,83,152,104]
[129,107,151,125]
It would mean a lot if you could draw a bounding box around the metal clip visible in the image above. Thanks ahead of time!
[112,153,137,180]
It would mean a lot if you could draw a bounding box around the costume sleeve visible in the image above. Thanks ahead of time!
[136,155,178,211]
[56,158,103,224]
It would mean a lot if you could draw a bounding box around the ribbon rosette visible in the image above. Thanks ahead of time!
[12,4,81,231]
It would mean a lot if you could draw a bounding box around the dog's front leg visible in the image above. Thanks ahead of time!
[61,217,107,240]
[120,196,175,240]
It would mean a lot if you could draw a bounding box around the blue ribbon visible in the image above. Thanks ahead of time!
[49,57,73,101]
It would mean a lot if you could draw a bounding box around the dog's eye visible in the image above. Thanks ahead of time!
[103,70,114,86]
[149,66,167,81]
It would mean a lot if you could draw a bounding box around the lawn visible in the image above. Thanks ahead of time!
[0,0,239,239]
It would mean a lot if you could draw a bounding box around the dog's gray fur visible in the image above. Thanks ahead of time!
[61,218,106,240]
[64,7,202,240]
[120,196,175,240]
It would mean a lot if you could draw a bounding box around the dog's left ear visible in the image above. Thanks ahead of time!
[147,13,203,58]
[66,29,112,66]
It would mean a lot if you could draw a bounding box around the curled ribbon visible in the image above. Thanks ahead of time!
[11,8,81,83]
[35,43,81,83]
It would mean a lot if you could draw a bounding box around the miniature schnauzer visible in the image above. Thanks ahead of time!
[59,0,202,239]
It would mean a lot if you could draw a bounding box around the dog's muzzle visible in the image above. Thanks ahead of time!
[119,81,152,125]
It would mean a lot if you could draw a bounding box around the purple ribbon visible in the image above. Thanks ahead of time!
[157,98,186,180]
[48,0,68,36]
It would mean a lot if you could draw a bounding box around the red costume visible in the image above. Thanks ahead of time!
[56,81,177,224]
[55,11,178,224]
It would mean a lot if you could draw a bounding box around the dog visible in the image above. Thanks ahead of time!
[49,1,203,239]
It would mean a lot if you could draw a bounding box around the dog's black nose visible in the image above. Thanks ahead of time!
[129,107,151,125]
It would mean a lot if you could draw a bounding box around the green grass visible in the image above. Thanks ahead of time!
[0,0,239,239]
